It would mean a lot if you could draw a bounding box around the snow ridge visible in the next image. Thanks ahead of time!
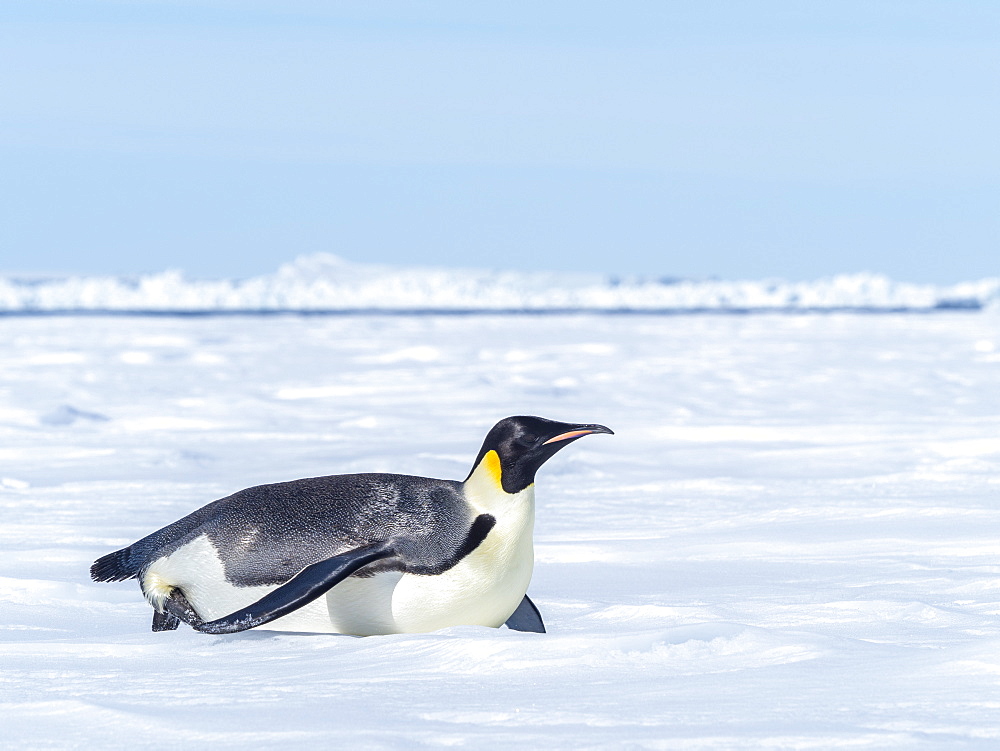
[1,254,997,313]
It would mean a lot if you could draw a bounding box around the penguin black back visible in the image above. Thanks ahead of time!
[93,473,475,587]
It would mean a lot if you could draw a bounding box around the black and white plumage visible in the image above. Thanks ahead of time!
[91,416,612,635]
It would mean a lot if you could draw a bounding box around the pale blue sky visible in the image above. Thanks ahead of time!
[2,1,997,282]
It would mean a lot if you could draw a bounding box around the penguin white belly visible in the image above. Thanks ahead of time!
[388,483,537,633]
[389,530,533,633]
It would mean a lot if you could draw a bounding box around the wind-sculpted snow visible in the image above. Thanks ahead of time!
[3,312,1000,747]
[2,253,998,312]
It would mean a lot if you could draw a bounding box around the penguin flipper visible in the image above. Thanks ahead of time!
[505,594,546,633]
[194,541,396,635]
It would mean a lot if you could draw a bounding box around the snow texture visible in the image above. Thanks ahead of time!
[2,310,1000,748]
[2,253,998,312]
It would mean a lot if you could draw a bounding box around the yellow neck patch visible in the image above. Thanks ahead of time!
[480,449,503,489]
[465,448,535,510]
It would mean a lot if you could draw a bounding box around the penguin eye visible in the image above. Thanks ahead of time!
[516,433,538,448]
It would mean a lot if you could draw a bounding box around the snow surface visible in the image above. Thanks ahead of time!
[2,310,1000,748]
[2,253,999,312]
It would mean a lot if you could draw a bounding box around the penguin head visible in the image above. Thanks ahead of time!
[467,416,614,494]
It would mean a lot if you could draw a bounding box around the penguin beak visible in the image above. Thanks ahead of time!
[542,424,614,445]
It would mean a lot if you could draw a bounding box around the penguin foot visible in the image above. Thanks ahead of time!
[504,594,546,633]
[153,588,204,632]
[151,610,180,631]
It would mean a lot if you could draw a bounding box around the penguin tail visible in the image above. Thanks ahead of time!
[90,547,140,582]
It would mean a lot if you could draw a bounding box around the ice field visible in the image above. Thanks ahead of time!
[2,309,1000,748]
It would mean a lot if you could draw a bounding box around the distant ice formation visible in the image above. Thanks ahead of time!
[1,253,997,312]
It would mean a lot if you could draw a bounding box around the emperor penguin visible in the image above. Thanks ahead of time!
[90,416,613,635]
